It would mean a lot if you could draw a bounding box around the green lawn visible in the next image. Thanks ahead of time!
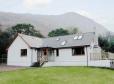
[0,67,114,84]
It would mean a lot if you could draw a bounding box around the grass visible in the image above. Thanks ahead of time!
[0,67,114,84]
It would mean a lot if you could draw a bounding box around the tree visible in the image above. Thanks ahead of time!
[109,41,114,53]
[0,23,44,56]
[0,29,2,36]
[68,27,78,34]
[98,36,111,52]
[0,25,2,36]
[7,24,44,38]
[48,28,70,37]
[0,31,10,55]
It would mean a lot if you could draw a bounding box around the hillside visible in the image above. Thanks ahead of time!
[0,12,108,36]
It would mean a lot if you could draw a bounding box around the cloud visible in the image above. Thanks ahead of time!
[23,0,52,9]
[0,0,19,6]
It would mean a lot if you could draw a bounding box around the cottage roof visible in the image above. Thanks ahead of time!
[18,34,43,48]
[19,32,95,48]
[43,32,95,48]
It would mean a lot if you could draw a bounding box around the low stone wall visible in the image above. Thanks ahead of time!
[88,60,111,67]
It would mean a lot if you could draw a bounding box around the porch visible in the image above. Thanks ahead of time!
[32,47,55,66]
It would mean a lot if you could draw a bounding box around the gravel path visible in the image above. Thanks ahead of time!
[0,64,27,72]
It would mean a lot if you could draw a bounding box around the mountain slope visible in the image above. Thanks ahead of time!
[0,12,108,36]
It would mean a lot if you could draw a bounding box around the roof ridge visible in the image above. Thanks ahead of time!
[45,32,95,39]
[18,32,95,40]
[18,33,43,39]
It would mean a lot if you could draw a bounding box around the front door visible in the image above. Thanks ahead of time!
[42,48,48,61]
[37,48,48,66]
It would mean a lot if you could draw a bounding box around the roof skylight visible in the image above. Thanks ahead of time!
[78,35,83,40]
[74,36,78,40]
[61,41,67,46]
[56,38,60,41]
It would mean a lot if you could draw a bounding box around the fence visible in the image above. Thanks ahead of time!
[90,50,114,61]
[90,53,102,60]
[0,54,7,64]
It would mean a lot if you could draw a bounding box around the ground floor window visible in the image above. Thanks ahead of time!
[56,49,59,57]
[21,49,27,56]
[72,47,85,56]
[49,49,54,56]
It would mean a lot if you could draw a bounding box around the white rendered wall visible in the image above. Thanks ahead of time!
[55,48,87,62]
[32,49,37,63]
[7,36,32,66]
[44,47,111,67]
[45,47,88,66]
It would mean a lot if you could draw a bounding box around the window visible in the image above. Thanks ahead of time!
[56,49,59,56]
[21,49,27,56]
[56,38,60,41]
[74,35,83,40]
[61,41,67,46]
[72,47,85,56]
[74,36,78,40]
[49,49,54,56]
[78,35,83,40]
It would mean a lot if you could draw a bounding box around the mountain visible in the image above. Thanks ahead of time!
[0,12,108,36]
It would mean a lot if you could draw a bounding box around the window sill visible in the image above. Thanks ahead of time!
[72,55,85,56]
[21,55,27,57]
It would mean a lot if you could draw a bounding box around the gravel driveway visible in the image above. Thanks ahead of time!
[0,64,27,72]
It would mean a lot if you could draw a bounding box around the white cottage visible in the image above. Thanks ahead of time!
[8,32,110,67]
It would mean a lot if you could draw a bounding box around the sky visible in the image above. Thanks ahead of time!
[0,0,114,32]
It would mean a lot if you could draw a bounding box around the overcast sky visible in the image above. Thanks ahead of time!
[0,0,114,32]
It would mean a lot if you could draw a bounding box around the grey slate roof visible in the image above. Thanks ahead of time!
[19,32,95,48]
[18,34,43,48]
[42,32,95,48]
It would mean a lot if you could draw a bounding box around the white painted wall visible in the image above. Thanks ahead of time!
[32,49,38,63]
[7,36,32,66]
[55,48,87,62]
[46,47,89,66]
[44,46,111,67]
